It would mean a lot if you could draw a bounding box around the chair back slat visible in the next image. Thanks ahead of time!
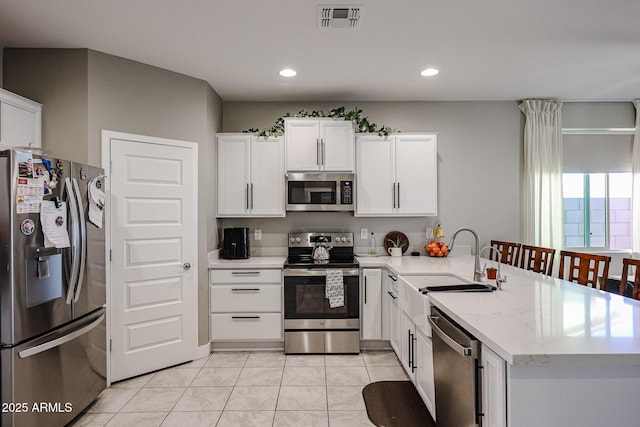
[558,250,611,289]
[621,258,640,299]
[519,244,555,276]
[490,240,521,266]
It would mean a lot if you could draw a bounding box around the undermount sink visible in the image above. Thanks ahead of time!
[420,283,496,294]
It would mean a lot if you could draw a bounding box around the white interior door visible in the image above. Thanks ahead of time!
[105,131,197,382]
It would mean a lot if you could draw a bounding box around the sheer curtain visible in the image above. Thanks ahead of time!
[519,99,564,250]
[632,100,640,257]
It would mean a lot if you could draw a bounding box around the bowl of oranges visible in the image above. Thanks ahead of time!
[426,240,449,257]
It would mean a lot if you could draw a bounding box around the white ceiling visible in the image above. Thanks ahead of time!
[1,0,639,102]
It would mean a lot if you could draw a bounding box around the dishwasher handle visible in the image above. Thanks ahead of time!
[428,315,473,357]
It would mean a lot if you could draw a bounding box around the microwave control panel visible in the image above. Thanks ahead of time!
[341,181,353,204]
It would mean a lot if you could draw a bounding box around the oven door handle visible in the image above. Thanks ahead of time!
[284,269,360,277]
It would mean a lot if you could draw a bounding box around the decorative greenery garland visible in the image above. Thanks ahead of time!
[244,106,394,137]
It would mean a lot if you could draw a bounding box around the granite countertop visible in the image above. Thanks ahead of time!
[365,254,640,366]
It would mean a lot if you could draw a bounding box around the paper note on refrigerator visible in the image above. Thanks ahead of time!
[88,177,105,228]
[16,178,44,213]
[40,201,70,248]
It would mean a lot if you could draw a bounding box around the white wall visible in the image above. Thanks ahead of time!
[221,101,523,252]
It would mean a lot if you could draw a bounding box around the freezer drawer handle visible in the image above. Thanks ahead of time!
[428,315,473,357]
[18,313,105,359]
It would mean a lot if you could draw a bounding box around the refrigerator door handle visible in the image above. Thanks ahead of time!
[64,177,81,305]
[71,178,87,303]
[18,311,105,359]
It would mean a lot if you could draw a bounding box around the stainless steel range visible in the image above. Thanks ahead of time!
[283,232,360,354]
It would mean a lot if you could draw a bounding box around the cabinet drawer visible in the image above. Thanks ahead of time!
[210,284,281,312]
[210,313,283,341]
[210,269,281,284]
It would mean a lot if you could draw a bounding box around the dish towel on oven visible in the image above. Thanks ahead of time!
[326,269,344,308]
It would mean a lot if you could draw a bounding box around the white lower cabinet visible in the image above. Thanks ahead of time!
[481,344,507,427]
[387,273,401,354]
[415,328,436,418]
[209,268,283,341]
[361,269,382,340]
[400,311,416,382]
[391,275,436,420]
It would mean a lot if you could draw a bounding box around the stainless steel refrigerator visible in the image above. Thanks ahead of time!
[0,148,106,427]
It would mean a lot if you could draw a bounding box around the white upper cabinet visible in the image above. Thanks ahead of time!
[356,133,438,216]
[217,134,285,217]
[0,88,42,149]
[285,118,354,172]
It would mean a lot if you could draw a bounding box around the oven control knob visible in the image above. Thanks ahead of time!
[341,237,347,242]
[289,237,295,243]
[346,236,352,242]
[295,237,301,243]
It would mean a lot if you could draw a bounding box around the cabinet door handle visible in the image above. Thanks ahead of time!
[321,138,325,166]
[387,290,398,300]
[388,274,397,282]
[231,315,260,319]
[392,183,396,208]
[408,330,413,368]
[317,138,320,166]
[231,288,260,292]
[364,276,367,304]
[246,183,250,210]
[397,183,400,209]
[411,333,417,372]
[231,271,261,276]
[250,183,254,209]
[477,365,485,423]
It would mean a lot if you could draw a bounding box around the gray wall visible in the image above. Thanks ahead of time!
[3,49,89,162]
[3,48,222,347]
[563,102,635,129]
[222,101,524,252]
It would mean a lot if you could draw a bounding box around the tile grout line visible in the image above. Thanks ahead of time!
[159,353,209,425]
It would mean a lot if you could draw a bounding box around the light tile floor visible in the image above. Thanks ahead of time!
[71,350,408,427]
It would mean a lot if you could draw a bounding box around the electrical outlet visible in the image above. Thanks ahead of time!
[254,229,262,241]
[360,228,368,239]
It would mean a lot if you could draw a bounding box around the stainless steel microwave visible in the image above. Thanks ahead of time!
[286,172,354,212]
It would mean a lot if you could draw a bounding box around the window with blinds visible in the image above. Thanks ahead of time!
[562,131,633,250]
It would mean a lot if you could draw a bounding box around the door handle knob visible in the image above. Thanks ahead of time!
[183,263,192,270]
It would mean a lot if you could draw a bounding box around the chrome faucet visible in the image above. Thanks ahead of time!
[448,228,484,282]
[480,246,508,290]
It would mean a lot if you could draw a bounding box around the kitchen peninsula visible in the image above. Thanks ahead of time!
[358,254,640,427]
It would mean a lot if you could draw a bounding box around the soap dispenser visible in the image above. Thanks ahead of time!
[369,232,376,254]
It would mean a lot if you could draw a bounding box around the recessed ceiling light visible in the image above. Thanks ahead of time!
[420,68,439,77]
[279,68,297,77]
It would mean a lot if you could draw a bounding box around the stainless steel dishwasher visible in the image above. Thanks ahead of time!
[428,306,482,427]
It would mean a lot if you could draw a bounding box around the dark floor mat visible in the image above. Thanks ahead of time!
[362,381,436,427]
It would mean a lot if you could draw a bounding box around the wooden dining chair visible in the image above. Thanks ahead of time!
[620,258,640,299]
[558,250,611,289]
[519,244,556,276]
[490,240,521,266]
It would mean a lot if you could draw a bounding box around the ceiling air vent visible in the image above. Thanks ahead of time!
[318,6,362,29]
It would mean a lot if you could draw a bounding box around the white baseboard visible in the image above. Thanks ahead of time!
[195,343,211,359]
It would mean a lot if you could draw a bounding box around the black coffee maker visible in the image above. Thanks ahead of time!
[221,228,250,259]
